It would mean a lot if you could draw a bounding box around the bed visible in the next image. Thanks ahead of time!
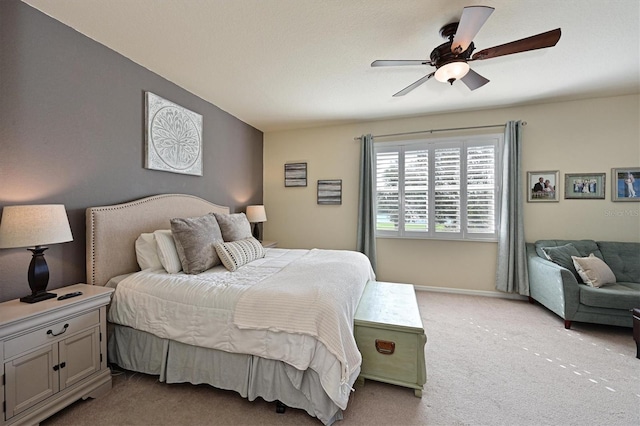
[85,193,375,425]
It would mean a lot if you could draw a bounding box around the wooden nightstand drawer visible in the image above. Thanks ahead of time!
[4,310,100,359]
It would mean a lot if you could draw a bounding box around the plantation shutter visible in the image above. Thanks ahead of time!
[466,144,496,234]
[404,149,429,233]
[375,151,399,232]
[434,147,461,233]
[373,134,500,240]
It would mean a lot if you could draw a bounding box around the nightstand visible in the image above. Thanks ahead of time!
[261,240,278,248]
[0,283,114,425]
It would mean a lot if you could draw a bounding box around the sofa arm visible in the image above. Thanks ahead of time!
[526,244,580,320]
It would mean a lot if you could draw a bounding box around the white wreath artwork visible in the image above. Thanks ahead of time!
[145,92,203,176]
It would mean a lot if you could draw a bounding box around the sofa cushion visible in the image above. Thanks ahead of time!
[596,241,640,283]
[535,239,603,260]
[540,244,583,282]
[572,254,616,288]
[620,282,640,291]
[579,283,640,310]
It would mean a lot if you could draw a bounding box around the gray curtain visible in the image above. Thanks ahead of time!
[357,134,377,272]
[496,121,529,295]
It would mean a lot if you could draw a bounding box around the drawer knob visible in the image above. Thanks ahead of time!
[47,323,69,337]
[375,339,395,355]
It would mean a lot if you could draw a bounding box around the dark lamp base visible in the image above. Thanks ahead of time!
[252,223,262,241]
[20,292,57,304]
[22,246,56,303]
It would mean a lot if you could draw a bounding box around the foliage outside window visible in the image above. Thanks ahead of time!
[374,134,502,241]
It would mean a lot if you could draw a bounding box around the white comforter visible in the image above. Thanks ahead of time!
[108,248,375,409]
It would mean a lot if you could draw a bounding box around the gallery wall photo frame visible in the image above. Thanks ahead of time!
[284,162,307,187]
[317,179,342,205]
[611,167,640,201]
[145,92,203,176]
[527,171,559,202]
[564,173,606,199]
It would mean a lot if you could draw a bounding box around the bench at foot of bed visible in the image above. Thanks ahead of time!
[354,281,427,398]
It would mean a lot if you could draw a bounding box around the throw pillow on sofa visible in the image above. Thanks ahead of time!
[541,243,583,282]
[571,254,617,288]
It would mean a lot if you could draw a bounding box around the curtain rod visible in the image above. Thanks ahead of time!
[353,122,526,141]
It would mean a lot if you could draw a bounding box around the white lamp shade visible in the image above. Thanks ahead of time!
[246,205,267,223]
[434,61,470,83]
[0,204,73,249]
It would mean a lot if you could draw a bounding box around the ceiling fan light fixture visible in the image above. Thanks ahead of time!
[434,61,470,84]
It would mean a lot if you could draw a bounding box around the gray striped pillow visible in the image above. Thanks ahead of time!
[214,238,265,272]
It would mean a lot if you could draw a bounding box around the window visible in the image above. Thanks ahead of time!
[374,134,502,240]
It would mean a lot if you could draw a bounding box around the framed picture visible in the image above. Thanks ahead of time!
[611,167,640,201]
[527,171,559,202]
[145,92,203,176]
[317,179,342,205]
[564,173,606,199]
[284,163,307,187]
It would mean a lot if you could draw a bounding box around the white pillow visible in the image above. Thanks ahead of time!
[134,233,162,270]
[214,238,265,272]
[571,254,616,288]
[153,230,183,274]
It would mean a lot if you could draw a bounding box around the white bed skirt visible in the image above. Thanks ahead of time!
[108,324,348,425]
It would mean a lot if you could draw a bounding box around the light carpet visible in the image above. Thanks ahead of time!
[42,291,639,426]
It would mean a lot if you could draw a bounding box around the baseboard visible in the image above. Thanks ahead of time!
[413,284,528,300]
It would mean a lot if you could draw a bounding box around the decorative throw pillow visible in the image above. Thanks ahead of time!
[571,254,617,288]
[214,238,265,272]
[541,243,583,282]
[135,232,163,270]
[153,230,183,274]
[213,212,252,242]
[170,213,224,274]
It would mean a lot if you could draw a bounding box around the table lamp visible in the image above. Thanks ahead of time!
[245,205,267,241]
[0,204,73,303]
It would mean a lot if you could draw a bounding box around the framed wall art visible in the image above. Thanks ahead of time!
[145,92,203,176]
[564,173,605,199]
[527,171,559,202]
[284,162,307,187]
[317,179,342,205]
[611,167,640,201]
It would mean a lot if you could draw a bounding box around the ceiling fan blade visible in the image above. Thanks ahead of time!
[393,73,435,97]
[472,28,561,60]
[372,60,432,67]
[460,69,490,91]
[451,6,495,54]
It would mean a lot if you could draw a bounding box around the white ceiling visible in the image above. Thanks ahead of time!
[22,0,640,132]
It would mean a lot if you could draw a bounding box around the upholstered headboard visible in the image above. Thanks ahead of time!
[86,194,229,286]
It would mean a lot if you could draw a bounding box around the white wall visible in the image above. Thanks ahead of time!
[264,94,640,292]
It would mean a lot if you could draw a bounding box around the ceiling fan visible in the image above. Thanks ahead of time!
[372,5,561,96]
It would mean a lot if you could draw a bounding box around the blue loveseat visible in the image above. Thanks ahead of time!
[526,239,640,329]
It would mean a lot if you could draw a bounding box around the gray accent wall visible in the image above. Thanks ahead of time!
[0,1,263,302]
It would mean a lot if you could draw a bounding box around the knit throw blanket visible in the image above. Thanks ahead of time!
[233,249,375,398]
